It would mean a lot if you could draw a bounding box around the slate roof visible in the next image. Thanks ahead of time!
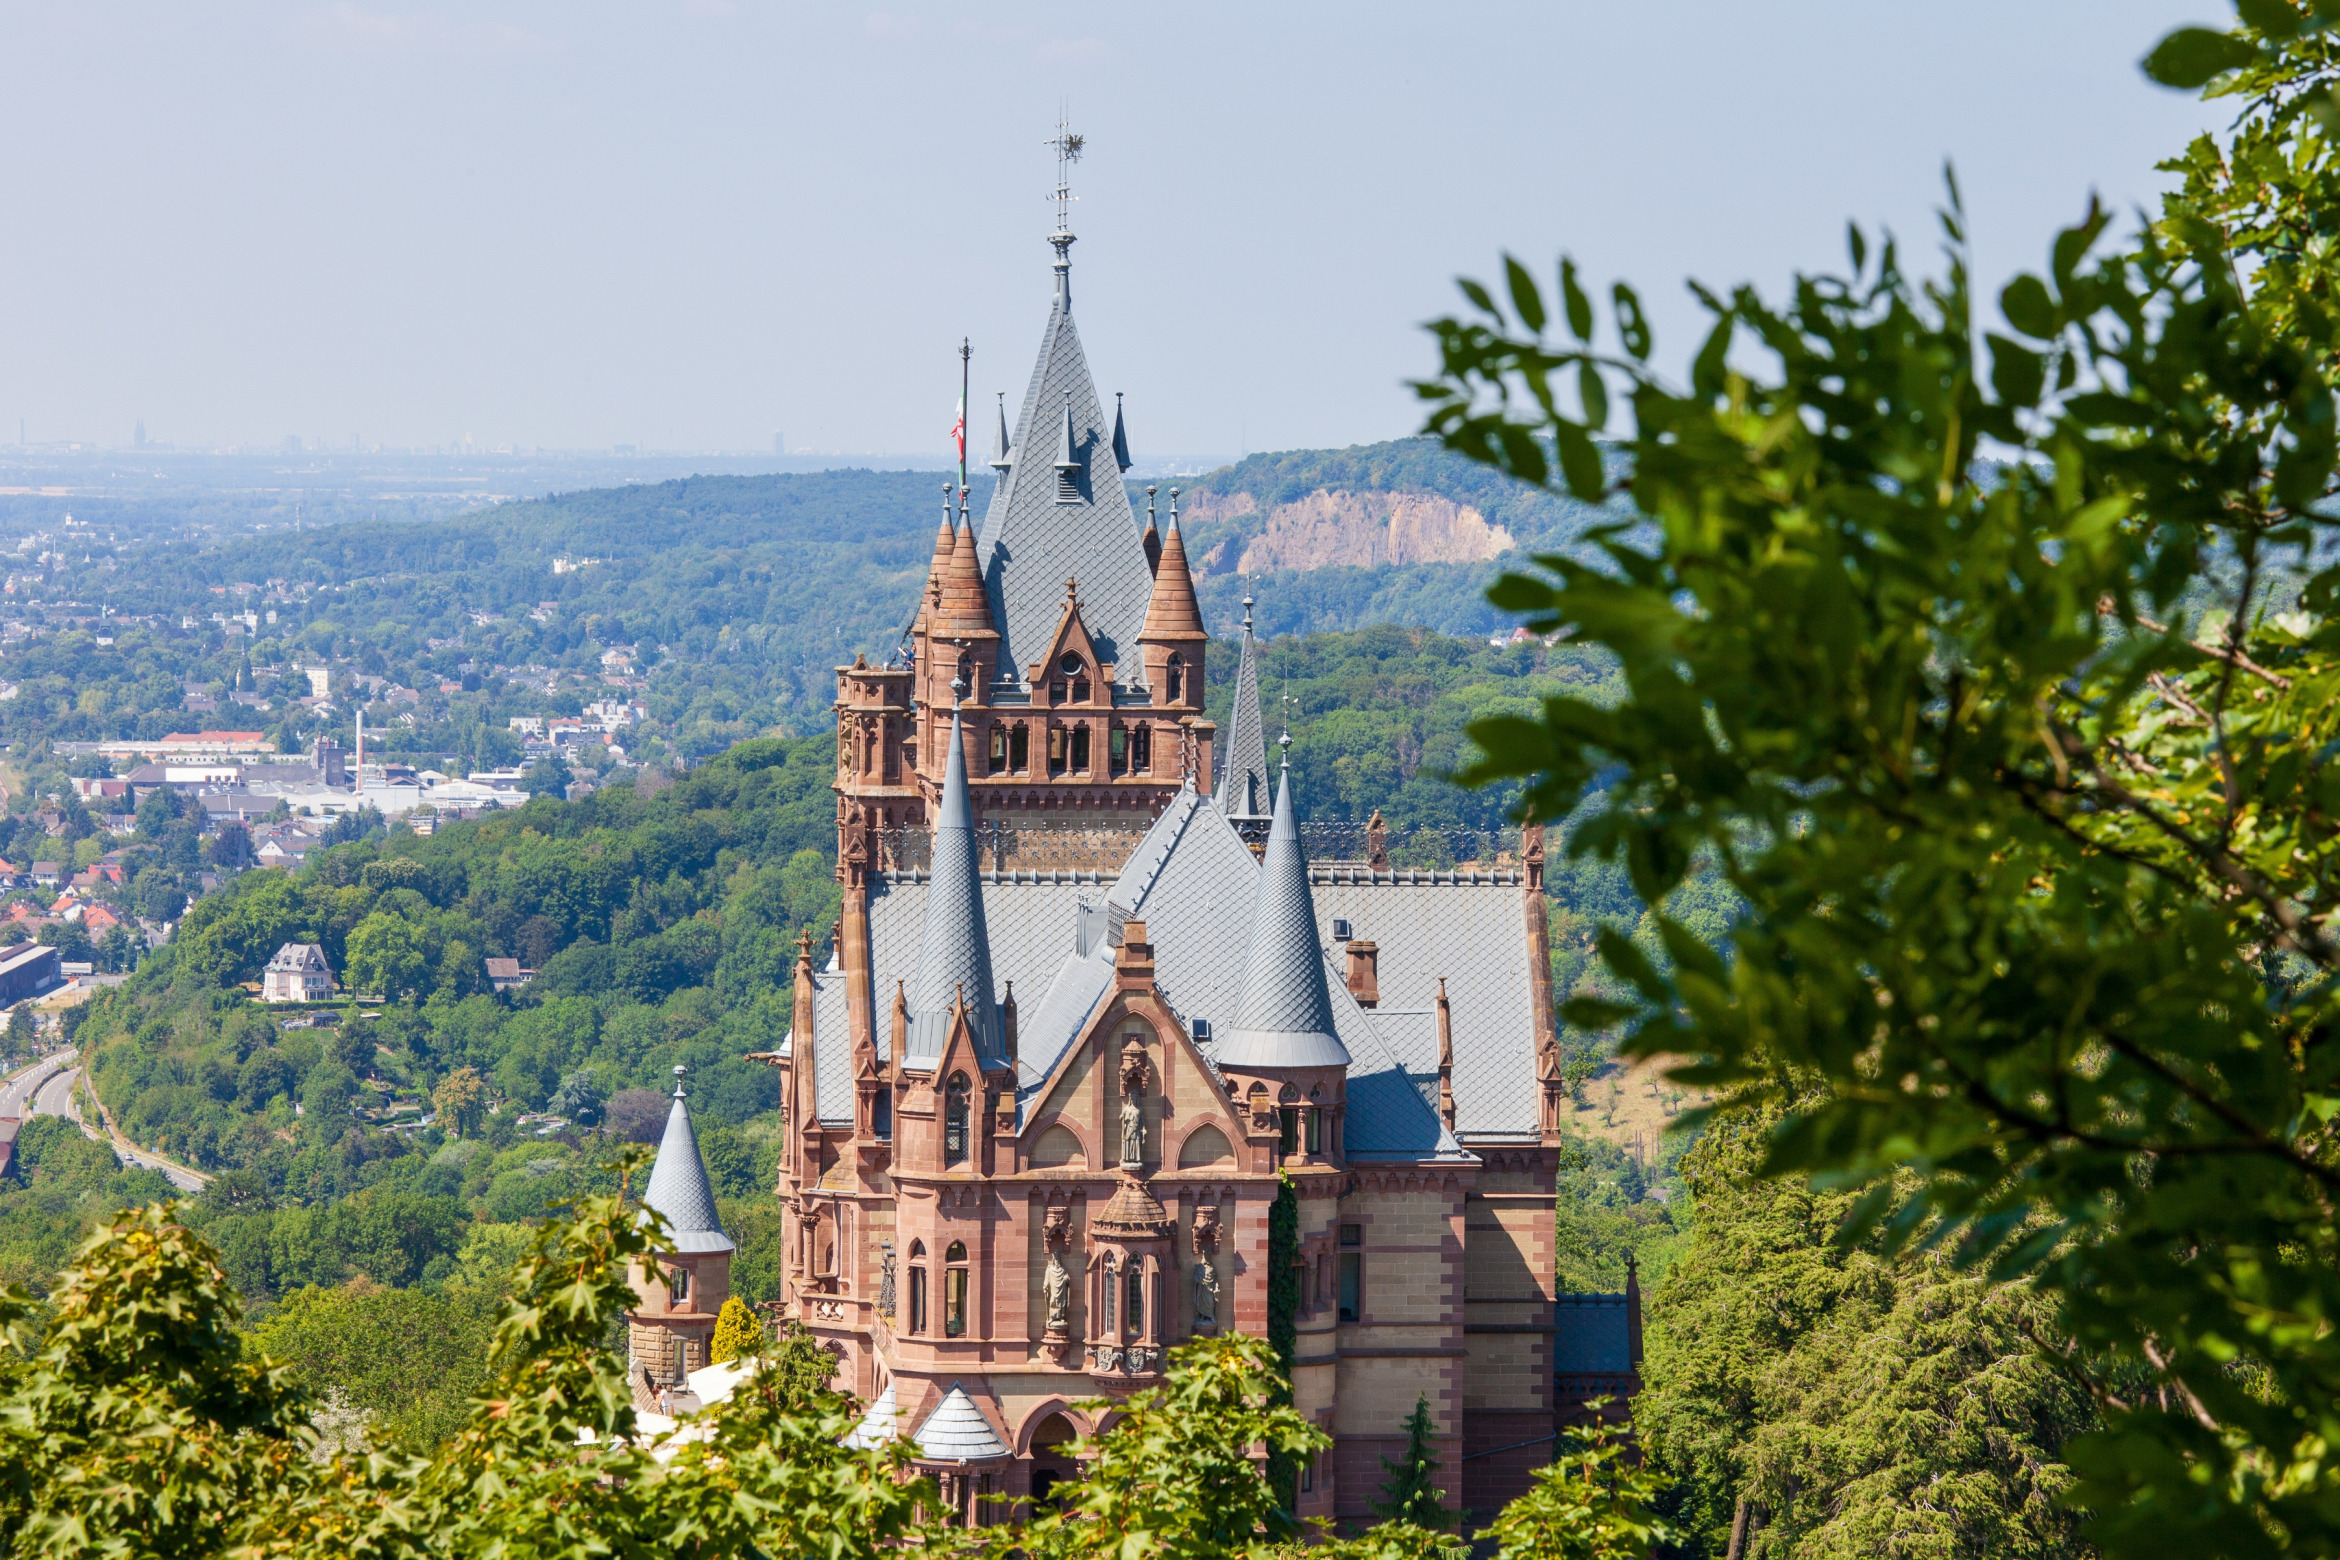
[976,264,1154,690]
[1215,601,1270,820]
[844,1381,902,1449]
[1310,873,1542,1139]
[1216,766,1348,1070]
[913,1384,1011,1462]
[642,1070,734,1254]
[904,710,1005,1070]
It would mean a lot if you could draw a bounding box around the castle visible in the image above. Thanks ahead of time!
[622,185,1640,1529]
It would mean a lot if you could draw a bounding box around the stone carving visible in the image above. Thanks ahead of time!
[1044,1252,1071,1334]
[1190,1204,1221,1330]
[877,1241,896,1319]
[1118,1040,1147,1167]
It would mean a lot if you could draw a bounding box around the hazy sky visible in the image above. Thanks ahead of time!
[0,1,2219,458]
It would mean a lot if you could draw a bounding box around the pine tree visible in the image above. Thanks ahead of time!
[1374,1395,1448,1530]
[709,1297,760,1365]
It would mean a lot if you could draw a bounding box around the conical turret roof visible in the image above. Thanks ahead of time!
[642,1066,734,1253]
[1141,511,1206,643]
[1215,596,1270,820]
[909,506,956,639]
[914,1384,1010,1462]
[1215,761,1349,1070]
[907,707,1004,1068]
[930,522,997,640]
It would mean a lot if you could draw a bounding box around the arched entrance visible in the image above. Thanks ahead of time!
[1028,1411,1081,1510]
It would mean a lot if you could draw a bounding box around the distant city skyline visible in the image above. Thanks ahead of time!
[0,2,2217,457]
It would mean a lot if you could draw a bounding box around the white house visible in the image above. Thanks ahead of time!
[262,942,336,1003]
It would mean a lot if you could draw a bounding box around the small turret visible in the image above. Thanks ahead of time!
[1052,394,1081,504]
[1215,592,1270,821]
[1215,750,1349,1070]
[905,707,1005,1069]
[1139,492,1206,716]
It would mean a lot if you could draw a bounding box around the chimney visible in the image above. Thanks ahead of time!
[1343,939,1378,1008]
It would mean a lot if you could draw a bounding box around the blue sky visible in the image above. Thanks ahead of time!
[0,1,2218,457]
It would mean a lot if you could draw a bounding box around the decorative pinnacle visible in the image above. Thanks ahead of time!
[1169,486,1180,527]
[1242,584,1255,632]
[671,1062,688,1099]
[1278,728,1292,771]
[1145,484,1157,523]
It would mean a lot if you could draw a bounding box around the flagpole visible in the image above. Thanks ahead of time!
[958,337,971,492]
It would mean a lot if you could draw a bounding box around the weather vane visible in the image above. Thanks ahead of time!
[1047,113,1084,271]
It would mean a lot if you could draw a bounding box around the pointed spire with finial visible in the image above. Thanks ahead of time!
[906,705,1004,1068]
[910,485,957,638]
[1141,484,1162,574]
[1047,115,1083,307]
[1215,584,1271,821]
[1054,392,1079,477]
[1111,392,1132,473]
[1215,750,1349,1069]
[642,1063,734,1253]
[1141,488,1205,646]
[991,391,1013,474]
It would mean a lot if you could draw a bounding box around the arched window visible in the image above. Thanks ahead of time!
[1109,725,1129,775]
[1010,723,1029,772]
[1131,724,1151,773]
[669,1264,691,1304]
[1125,1263,1144,1339]
[1278,1084,1300,1159]
[944,1073,971,1166]
[1165,653,1184,703]
[1048,726,1067,776]
[945,1240,969,1337]
[1101,1254,1118,1336]
[1070,725,1090,773]
[989,725,1008,775]
[908,1241,929,1334]
[1061,653,1089,705]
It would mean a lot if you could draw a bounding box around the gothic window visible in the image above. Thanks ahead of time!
[1304,1105,1321,1155]
[1070,725,1090,773]
[1131,724,1150,774]
[1165,653,1183,703]
[874,1087,893,1140]
[1278,1084,1300,1160]
[909,1241,929,1334]
[1125,1264,1144,1339]
[989,725,1007,775]
[1109,725,1128,775]
[1049,726,1067,776]
[1101,1254,1118,1335]
[944,1073,970,1166]
[1050,679,1067,704]
[945,1240,969,1337]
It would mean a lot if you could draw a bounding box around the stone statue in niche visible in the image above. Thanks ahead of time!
[876,1242,896,1318]
[1044,1252,1072,1333]
[1041,1207,1074,1357]
[1190,1205,1221,1330]
[1118,1040,1147,1167]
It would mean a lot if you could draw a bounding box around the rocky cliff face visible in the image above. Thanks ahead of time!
[1184,488,1516,576]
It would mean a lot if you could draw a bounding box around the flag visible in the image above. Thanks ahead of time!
[950,394,966,468]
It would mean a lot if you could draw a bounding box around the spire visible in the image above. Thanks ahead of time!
[1141,484,1162,575]
[908,707,1003,1067]
[1216,758,1349,1070]
[1141,497,1205,644]
[931,498,997,643]
[1054,393,1079,472]
[1111,392,1132,473]
[990,391,1013,474]
[642,1065,734,1253]
[910,491,956,639]
[1215,589,1270,820]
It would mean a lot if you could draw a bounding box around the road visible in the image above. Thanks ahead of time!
[1,1045,209,1193]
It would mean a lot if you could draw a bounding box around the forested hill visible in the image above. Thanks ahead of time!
[7,442,1605,763]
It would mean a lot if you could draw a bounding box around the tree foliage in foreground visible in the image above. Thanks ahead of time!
[0,1182,1669,1559]
[1421,4,2340,1554]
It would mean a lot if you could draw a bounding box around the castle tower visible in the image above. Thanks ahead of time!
[625,1065,735,1393]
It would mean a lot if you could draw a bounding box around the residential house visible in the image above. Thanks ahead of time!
[29,862,61,888]
[261,942,336,1003]
[484,957,535,994]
